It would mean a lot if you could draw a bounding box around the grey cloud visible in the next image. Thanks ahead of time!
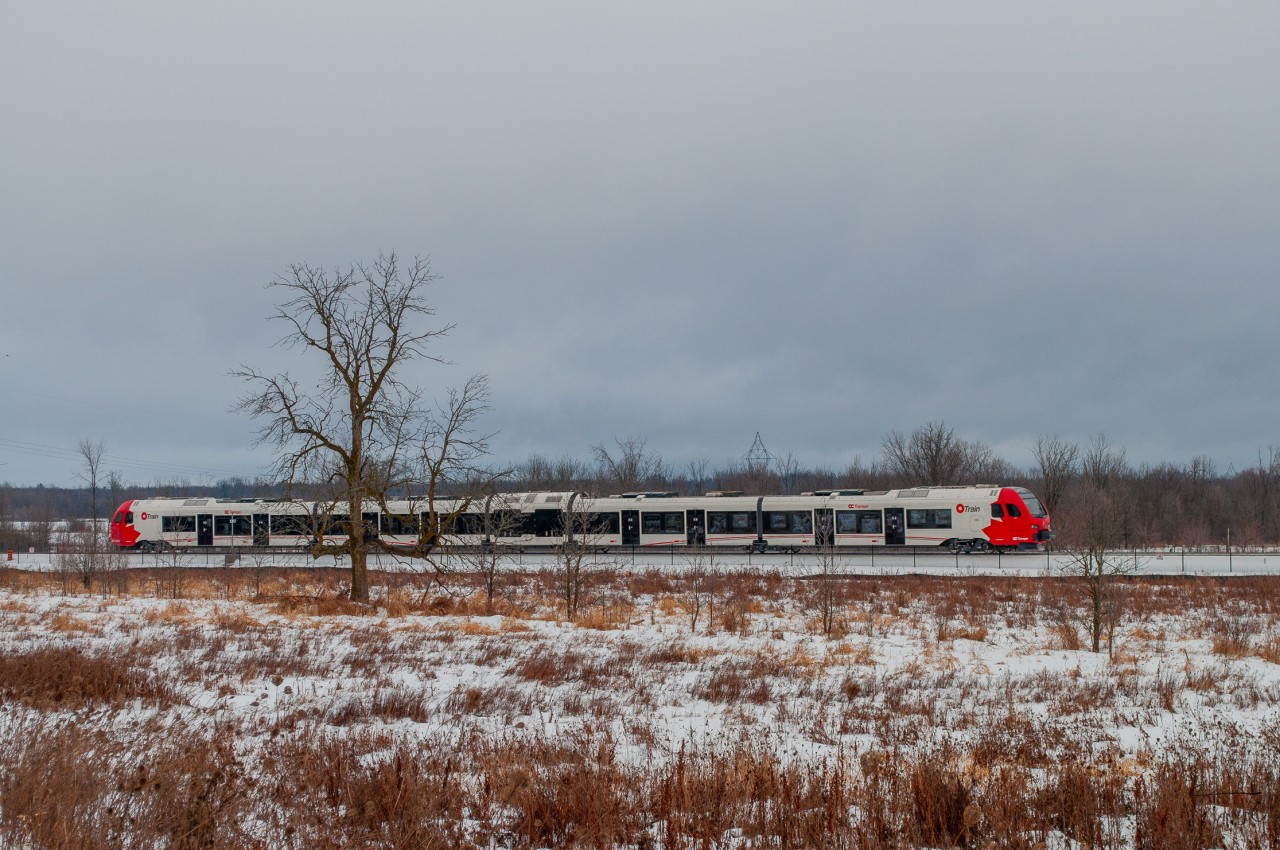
[2,2,1279,485]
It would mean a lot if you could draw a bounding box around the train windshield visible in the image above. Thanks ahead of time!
[1014,488,1047,518]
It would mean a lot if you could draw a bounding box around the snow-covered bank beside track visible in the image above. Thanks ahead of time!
[6,548,1280,577]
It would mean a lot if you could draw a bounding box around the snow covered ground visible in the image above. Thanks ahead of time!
[2,566,1279,848]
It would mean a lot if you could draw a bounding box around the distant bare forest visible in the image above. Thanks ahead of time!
[3,424,1279,551]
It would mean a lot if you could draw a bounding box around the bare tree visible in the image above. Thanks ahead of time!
[718,458,780,496]
[592,437,669,493]
[880,421,997,485]
[680,549,721,635]
[1059,436,1137,654]
[776,452,802,495]
[71,439,110,590]
[412,373,503,543]
[1082,433,1128,491]
[234,252,492,602]
[812,543,844,638]
[1032,433,1080,520]
[516,454,579,490]
[1059,481,1142,654]
[450,491,526,614]
[555,496,610,620]
[685,457,712,497]
[75,439,106,531]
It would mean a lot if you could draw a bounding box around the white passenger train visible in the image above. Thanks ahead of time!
[110,485,1052,553]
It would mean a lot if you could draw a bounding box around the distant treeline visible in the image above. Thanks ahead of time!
[3,426,1279,551]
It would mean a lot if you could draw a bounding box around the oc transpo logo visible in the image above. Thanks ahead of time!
[956,504,982,514]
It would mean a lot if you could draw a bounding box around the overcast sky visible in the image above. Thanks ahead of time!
[3,2,1279,488]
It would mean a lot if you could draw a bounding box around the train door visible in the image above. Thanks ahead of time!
[686,509,706,546]
[533,509,561,538]
[622,510,640,546]
[197,514,214,547]
[253,514,269,546]
[815,509,834,547]
[884,508,905,545]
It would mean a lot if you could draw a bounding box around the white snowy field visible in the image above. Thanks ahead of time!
[2,567,1279,848]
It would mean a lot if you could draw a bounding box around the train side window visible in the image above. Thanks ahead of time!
[271,514,311,536]
[124,512,134,524]
[322,514,351,536]
[991,503,1004,518]
[446,514,485,535]
[214,516,233,536]
[763,511,813,534]
[589,512,621,534]
[836,511,858,534]
[731,512,754,532]
[163,515,196,533]
[113,511,124,525]
[642,512,684,534]
[708,512,729,533]
[383,514,418,536]
[907,509,953,529]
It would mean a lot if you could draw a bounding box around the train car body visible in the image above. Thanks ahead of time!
[110,485,1052,554]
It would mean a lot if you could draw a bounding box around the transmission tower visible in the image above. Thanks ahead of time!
[742,432,776,470]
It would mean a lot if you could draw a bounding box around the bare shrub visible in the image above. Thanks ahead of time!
[0,720,249,850]
[0,645,172,709]
[1134,759,1224,850]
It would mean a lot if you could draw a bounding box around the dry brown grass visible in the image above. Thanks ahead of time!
[0,645,173,709]
[47,610,98,633]
[5,571,1280,847]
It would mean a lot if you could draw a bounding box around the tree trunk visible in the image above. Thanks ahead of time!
[350,547,369,602]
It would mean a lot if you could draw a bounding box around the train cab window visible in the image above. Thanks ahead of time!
[1005,504,1022,518]
[113,510,124,525]
[1014,488,1048,517]
[991,503,1004,519]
